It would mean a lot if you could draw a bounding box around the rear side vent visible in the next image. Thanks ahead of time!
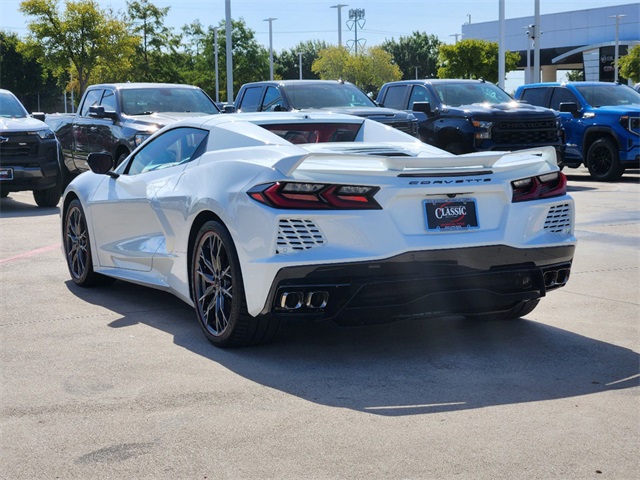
[276,219,326,254]
[544,203,572,233]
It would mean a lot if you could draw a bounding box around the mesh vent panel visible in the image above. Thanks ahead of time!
[544,203,572,233]
[276,219,326,254]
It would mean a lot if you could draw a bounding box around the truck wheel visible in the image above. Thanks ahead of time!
[116,152,129,166]
[586,138,623,182]
[33,174,62,208]
[443,142,466,155]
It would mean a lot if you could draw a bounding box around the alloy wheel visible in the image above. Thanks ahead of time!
[65,205,89,280]
[194,231,234,336]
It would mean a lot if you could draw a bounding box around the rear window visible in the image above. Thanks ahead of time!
[520,88,548,107]
[238,87,263,112]
[259,122,362,143]
[380,86,407,110]
[549,88,578,110]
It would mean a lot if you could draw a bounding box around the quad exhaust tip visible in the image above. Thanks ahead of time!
[544,268,571,288]
[279,290,329,311]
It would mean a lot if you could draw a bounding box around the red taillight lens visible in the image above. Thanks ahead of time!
[511,171,567,202]
[248,182,381,210]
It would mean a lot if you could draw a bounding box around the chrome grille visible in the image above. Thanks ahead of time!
[276,219,326,254]
[544,203,572,233]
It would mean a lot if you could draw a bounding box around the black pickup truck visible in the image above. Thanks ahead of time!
[234,80,419,137]
[46,83,219,176]
[376,79,563,155]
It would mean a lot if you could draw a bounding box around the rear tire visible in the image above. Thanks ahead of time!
[191,220,279,348]
[465,299,540,321]
[586,138,623,182]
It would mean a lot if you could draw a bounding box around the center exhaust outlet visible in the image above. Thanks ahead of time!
[306,291,329,309]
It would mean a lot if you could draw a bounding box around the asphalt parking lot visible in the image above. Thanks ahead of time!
[1,166,638,479]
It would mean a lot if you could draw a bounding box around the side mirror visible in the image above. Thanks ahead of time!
[559,102,579,116]
[31,112,46,121]
[223,105,236,113]
[271,104,286,112]
[412,101,432,115]
[88,152,118,178]
[89,106,118,119]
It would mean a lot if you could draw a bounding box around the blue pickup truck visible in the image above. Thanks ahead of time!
[515,82,640,181]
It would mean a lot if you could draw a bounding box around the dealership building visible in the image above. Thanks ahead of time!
[462,3,639,83]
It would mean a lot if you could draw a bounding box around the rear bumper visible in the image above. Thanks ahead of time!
[264,244,575,324]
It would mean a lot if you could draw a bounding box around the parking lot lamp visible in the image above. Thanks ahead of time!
[264,18,277,80]
[331,4,348,47]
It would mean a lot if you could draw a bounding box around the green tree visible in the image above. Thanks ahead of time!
[127,0,182,82]
[182,19,269,102]
[618,44,640,83]
[182,20,206,57]
[0,30,59,111]
[275,40,328,80]
[312,46,402,92]
[381,31,442,80]
[565,70,584,82]
[437,39,520,84]
[311,46,350,80]
[19,0,138,97]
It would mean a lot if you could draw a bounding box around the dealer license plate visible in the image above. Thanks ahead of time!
[424,198,479,231]
[0,168,14,181]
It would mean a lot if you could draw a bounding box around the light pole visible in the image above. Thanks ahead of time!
[498,0,505,88]
[449,33,460,44]
[298,52,303,80]
[213,27,219,103]
[610,14,626,82]
[330,4,348,47]
[264,17,277,80]
[524,25,535,84]
[533,0,541,83]
[225,0,233,103]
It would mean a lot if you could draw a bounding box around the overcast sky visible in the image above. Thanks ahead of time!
[2,0,638,52]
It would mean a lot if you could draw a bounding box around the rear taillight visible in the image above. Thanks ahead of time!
[248,182,381,210]
[511,171,567,203]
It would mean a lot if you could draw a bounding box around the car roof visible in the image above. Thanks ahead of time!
[242,80,354,87]
[87,83,205,90]
[521,82,629,88]
[386,79,494,86]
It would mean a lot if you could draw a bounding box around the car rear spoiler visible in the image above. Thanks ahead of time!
[272,146,558,176]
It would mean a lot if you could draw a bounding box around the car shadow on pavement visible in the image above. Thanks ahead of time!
[0,196,60,217]
[66,280,640,417]
[565,172,640,184]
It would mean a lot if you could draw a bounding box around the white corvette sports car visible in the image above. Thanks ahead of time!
[62,112,576,347]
